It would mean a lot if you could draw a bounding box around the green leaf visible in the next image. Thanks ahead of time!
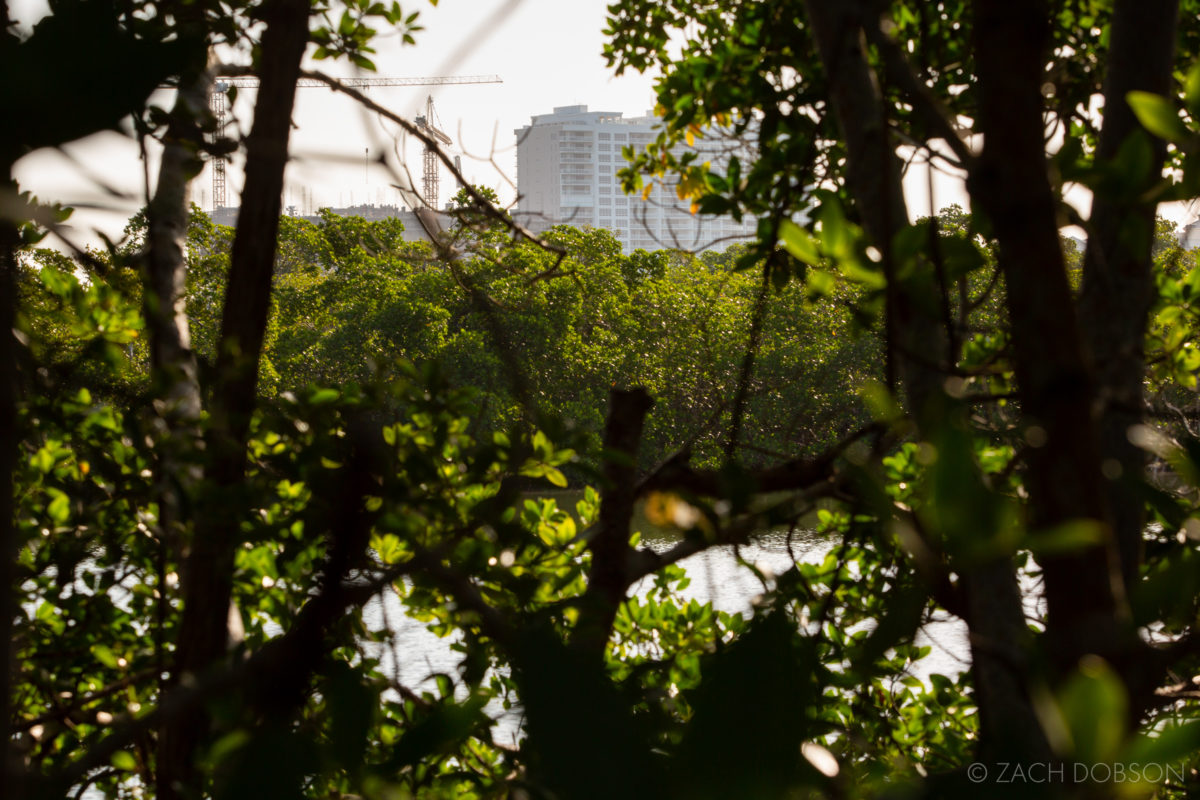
[46,489,70,524]
[209,730,251,767]
[1127,91,1191,142]
[308,387,340,405]
[778,219,820,265]
[1185,63,1200,116]
[1057,656,1127,762]
[1025,519,1104,556]
[111,750,138,771]
[1124,720,1200,767]
[32,446,56,474]
[92,644,120,669]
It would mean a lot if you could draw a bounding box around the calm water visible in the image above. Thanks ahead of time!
[362,492,974,744]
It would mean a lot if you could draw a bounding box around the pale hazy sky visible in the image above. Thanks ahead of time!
[10,0,1185,250]
[11,0,662,246]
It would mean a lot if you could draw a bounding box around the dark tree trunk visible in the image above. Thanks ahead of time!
[805,0,1052,763]
[1,3,20,792]
[1,185,23,800]
[1078,0,1179,596]
[803,0,945,417]
[156,2,309,795]
[971,0,1123,671]
[571,388,655,658]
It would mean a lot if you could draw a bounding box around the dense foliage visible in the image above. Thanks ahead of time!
[23,209,877,476]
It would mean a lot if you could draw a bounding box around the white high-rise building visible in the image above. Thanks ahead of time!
[513,105,757,254]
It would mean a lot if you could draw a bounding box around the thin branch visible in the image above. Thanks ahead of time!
[638,420,884,498]
[725,256,772,461]
[858,5,975,169]
[625,483,839,585]
[14,669,157,733]
[290,67,562,257]
[37,557,417,797]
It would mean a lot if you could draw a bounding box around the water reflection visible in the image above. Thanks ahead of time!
[362,491,972,744]
[633,526,970,679]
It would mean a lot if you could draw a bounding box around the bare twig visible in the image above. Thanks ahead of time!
[292,67,562,257]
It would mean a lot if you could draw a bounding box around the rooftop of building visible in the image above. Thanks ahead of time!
[517,104,660,132]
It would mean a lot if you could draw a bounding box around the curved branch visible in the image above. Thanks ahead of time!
[858,4,975,169]
[293,67,563,257]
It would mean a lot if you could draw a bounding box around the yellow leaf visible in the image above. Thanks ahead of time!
[686,129,695,147]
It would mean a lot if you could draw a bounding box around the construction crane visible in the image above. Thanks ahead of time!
[208,74,502,209]
[414,95,453,209]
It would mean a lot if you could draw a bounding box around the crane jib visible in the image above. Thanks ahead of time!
[197,74,502,210]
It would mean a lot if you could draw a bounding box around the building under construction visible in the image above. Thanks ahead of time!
[210,203,441,244]
[207,75,499,213]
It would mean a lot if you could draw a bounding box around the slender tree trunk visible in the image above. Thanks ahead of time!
[143,56,208,421]
[803,0,944,415]
[157,2,309,795]
[571,388,654,658]
[1,180,23,800]
[805,0,1051,763]
[1078,0,1179,596]
[144,56,212,785]
[971,0,1123,671]
[2,2,21,793]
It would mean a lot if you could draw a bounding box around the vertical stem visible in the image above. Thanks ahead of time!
[805,0,1051,764]
[725,261,771,461]
[157,2,310,795]
[0,179,23,800]
[0,0,18,786]
[143,52,212,776]
[972,0,1121,668]
[571,388,654,657]
[1078,0,1179,598]
[144,60,208,419]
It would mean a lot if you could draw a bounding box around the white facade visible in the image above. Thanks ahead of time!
[513,105,757,254]
[1181,218,1200,251]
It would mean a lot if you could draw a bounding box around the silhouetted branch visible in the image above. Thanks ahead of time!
[857,4,974,169]
[292,67,562,257]
[570,388,655,657]
[638,421,883,497]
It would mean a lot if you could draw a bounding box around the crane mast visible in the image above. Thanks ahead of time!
[414,95,453,210]
[208,74,500,209]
